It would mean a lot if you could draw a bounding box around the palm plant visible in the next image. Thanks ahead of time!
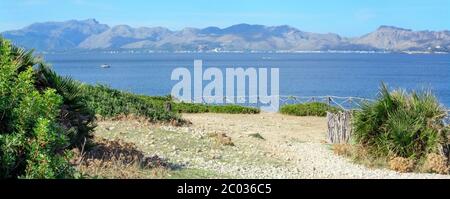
[35,64,96,148]
[353,83,449,160]
[11,44,39,72]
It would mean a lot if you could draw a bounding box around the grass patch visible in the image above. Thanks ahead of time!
[75,137,228,179]
[280,102,342,117]
[332,144,390,169]
[75,138,174,179]
[94,119,286,178]
[332,144,352,157]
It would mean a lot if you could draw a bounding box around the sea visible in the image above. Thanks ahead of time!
[43,53,450,108]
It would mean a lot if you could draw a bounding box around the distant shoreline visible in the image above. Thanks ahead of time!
[38,50,449,55]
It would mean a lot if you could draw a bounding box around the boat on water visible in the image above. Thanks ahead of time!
[100,64,111,68]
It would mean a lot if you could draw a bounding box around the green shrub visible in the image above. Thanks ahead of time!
[173,102,260,114]
[127,94,259,114]
[280,102,342,117]
[207,104,260,114]
[35,65,96,148]
[0,39,73,178]
[353,84,449,160]
[80,84,183,122]
[2,37,95,148]
[80,85,259,120]
[173,102,209,113]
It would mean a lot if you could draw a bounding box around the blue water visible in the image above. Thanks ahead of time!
[44,53,450,107]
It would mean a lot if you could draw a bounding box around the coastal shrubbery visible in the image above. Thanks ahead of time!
[138,95,260,114]
[280,102,342,117]
[352,84,449,173]
[0,39,74,178]
[80,85,182,123]
[174,102,260,114]
[35,65,96,148]
[81,85,260,121]
[1,37,96,148]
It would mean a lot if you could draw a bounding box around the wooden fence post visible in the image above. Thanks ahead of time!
[165,102,172,112]
[327,111,353,144]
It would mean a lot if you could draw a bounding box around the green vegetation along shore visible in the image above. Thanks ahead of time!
[280,102,342,117]
[0,37,259,179]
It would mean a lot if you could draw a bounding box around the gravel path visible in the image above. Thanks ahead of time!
[94,113,450,179]
[179,113,450,179]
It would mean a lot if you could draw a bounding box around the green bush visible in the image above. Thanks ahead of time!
[80,85,259,120]
[0,39,74,178]
[35,65,96,148]
[353,84,449,160]
[207,104,260,114]
[80,84,183,122]
[280,102,342,117]
[2,37,95,148]
[173,102,260,114]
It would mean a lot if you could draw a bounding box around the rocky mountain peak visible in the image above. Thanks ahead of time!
[377,25,412,32]
[2,19,449,52]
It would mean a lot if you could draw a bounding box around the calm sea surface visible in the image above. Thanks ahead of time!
[44,53,450,107]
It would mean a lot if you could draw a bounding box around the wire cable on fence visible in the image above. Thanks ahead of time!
[183,95,376,110]
[175,95,450,124]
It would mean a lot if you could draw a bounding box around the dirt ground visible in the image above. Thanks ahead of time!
[91,113,450,179]
[182,112,328,143]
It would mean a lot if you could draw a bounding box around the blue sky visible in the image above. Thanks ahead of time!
[1,0,449,36]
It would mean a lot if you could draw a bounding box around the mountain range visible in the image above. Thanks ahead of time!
[2,19,449,53]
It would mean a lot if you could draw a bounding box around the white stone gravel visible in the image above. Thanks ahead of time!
[97,114,450,179]
[160,115,450,179]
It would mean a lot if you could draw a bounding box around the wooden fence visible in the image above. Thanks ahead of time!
[326,111,353,144]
